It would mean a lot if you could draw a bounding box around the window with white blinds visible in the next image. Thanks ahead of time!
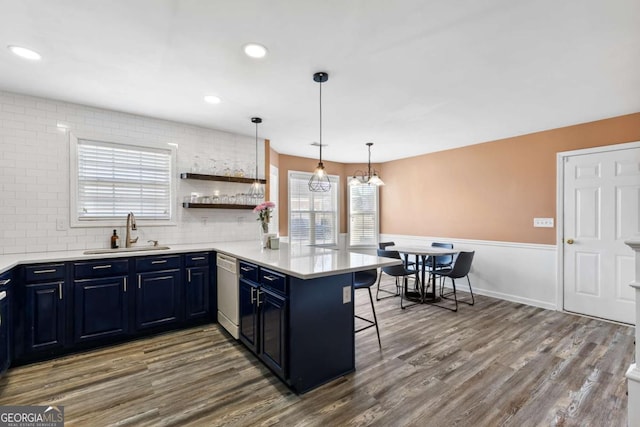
[288,171,339,245]
[348,184,379,247]
[71,135,175,225]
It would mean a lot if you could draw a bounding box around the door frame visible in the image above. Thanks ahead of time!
[555,140,640,312]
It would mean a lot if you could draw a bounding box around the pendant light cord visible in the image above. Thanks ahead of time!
[255,121,259,179]
[319,80,323,163]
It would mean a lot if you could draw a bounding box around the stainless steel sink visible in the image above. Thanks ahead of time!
[83,246,171,255]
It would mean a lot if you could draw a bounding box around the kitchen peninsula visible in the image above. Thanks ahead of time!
[0,241,400,394]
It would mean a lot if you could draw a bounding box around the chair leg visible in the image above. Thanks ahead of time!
[464,274,475,306]
[368,287,381,349]
[376,272,399,301]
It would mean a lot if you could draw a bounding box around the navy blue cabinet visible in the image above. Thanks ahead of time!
[24,264,66,355]
[135,255,182,331]
[73,260,129,344]
[259,287,287,379]
[239,278,259,352]
[239,265,288,381]
[0,270,13,376]
[185,253,210,322]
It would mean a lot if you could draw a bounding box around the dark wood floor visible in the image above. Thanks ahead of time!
[0,277,634,426]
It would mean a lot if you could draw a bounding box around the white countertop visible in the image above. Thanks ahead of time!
[0,241,401,280]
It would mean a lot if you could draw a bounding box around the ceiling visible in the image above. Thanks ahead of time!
[1,0,638,163]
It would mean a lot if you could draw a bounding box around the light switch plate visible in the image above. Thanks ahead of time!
[533,217,554,228]
[343,286,351,304]
[56,218,67,231]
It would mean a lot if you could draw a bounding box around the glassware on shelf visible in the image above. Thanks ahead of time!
[222,161,231,177]
[228,194,236,204]
[207,158,218,175]
[212,196,220,204]
[220,194,229,204]
[233,161,244,178]
[191,156,202,173]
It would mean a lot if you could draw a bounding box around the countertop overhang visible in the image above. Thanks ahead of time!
[0,241,401,280]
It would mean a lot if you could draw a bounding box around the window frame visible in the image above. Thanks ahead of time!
[287,170,340,246]
[69,132,177,228]
[347,183,380,249]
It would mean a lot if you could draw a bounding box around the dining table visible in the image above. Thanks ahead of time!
[389,245,459,303]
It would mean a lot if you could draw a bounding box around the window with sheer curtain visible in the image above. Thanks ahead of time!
[70,134,175,226]
[288,171,339,245]
[348,184,379,247]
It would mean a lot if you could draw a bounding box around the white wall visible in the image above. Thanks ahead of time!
[381,234,558,310]
[0,90,265,255]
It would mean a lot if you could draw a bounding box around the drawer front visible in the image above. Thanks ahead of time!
[238,261,258,282]
[136,255,181,272]
[25,264,65,282]
[259,268,287,295]
[185,252,210,267]
[74,259,129,279]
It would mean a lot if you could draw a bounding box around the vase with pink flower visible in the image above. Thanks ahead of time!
[254,201,275,247]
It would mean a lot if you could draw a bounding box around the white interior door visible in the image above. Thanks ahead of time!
[563,145,640,324]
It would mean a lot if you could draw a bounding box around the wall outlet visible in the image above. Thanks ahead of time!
[342,286,351,304]
[533,217,554,228]
[56,218,67,231]
[201,217,208,226]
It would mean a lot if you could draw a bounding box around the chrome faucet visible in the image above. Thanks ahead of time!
[125,212,139,248]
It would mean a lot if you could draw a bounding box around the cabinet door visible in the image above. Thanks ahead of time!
[185,266,209,321]
[73,276,128,344]
[239,279,259,353]
[135,270,181,331]
[25,282,65,353]
[0,289,9,374]
[259,288,287,379]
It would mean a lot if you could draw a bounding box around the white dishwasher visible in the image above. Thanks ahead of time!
[217,253,239,339]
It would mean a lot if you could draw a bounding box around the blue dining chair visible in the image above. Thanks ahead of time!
[433,251,475,312]
[376,249,421,309]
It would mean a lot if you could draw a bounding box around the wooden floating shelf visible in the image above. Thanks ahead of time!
[180,172,267,184]
[182,203,256,210]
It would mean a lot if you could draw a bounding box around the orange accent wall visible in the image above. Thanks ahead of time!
[380,113,640,244]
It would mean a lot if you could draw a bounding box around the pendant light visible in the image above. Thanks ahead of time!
[349,142,385,186]
[308,72,331,192]
[248,117,265,199]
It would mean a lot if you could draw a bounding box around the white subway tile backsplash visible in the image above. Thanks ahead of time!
[0,89,263,255]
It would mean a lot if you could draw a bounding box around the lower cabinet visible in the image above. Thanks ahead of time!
[239,278,259,352]
[0,270,11,376]
[259,287,287,379]
[239,268,288,381]
[13,252,213,365]
[185,253,210,322]
[73,259,130,344]
[135,268,182,331]
[25,281,65,354]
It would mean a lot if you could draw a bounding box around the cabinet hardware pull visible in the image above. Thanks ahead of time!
[240,266,252,272]
[151,260,167,264]
[124,277,127,292]
[250,287,256,304]
[0,279,10,285]
[138,276,141,289]
[92,264,111,270]
[257,289,263,307]
[192,256,205,260]
[58,282,63,300]
[34,269,56,274]
[188,270,191,282]
[263,275,277,282]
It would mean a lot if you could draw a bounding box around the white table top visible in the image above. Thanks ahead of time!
[0,241,401,280]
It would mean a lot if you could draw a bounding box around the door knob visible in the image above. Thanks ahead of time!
[566,238,574,244]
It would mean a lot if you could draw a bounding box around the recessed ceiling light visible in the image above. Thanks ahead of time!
[8,45,42,61]
[243,43,268,59]
[204,95,221,105]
